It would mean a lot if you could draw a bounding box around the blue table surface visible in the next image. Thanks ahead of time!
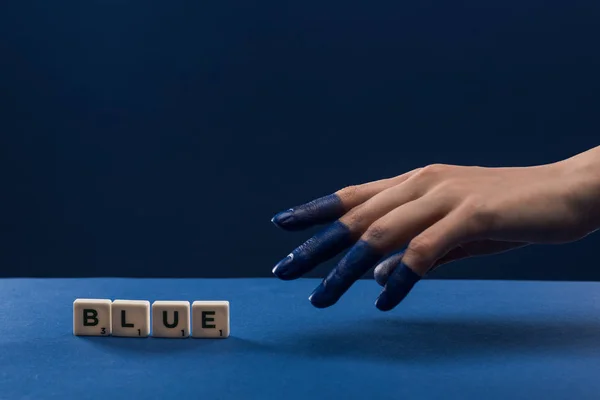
[2,278,600,399]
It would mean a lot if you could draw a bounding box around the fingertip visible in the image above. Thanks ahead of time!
[374,262,421,311]
[271,194,345,231]
[271,209,297,230]
[374,293,395,312]
[272,221,355,281]
[373,265,387,287]
[308,284,338,308]
[373,251,405,287]
[309,240,383,308]
[271,254,305,280]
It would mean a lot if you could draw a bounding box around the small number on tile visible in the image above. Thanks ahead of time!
[151,301,191,339]
[111,300,150,338]
[73,299,112,337]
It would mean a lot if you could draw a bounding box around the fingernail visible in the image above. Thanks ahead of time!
[272,254,295,279]
[374,290,395,312]
[375,262,421,311]
[271,209,295,228]
[308,283,335,308]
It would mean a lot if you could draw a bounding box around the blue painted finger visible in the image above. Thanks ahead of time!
[373,251,405,287]
[272,221,354,280]
[271,194,345,231]
[309,240,383,308]
[375,262,421,311]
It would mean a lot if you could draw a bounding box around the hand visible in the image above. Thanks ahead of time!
[271,150,600,311]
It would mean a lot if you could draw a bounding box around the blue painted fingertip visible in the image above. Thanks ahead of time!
[271,194,344,231]
[375,262,421,311]
[272,221,354,281]
[271,209,295,229]
[308,283,332,308]
[272,254,294,279]
[309,240,382,308]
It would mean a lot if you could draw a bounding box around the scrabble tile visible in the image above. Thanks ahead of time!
[111,300,150,338]
[151,301,190,338]
[73,299,112,336]
[192,301,230,338]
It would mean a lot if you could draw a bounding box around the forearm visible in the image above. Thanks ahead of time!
[559,145,600,233]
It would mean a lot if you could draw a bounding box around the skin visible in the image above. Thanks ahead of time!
[271,145,600,311]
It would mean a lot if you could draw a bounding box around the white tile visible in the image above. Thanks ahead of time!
[151,301,190,338]
[73,299,112,336]
[192,301,230,338]
[111,300,150,338]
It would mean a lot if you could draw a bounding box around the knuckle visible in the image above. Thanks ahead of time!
[406,237,434,260]
[418,163,449,178]
[364,223,390,243]
[412,164,452,189]
[342,205,367,228]
[337,185,361,202]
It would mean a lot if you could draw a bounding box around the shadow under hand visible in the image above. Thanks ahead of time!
[273,316,600,363]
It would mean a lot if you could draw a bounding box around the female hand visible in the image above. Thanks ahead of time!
[271,147,600,311]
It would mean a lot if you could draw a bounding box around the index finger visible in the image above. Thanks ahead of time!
[270,170,419,231]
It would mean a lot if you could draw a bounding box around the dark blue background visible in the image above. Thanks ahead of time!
[1,0,598,279]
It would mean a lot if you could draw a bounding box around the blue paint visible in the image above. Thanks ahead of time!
[271,194,345,231]
[272,221,354,280]
[309,240,382,308]
[375,262,421,311]
[373,251,405,286]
